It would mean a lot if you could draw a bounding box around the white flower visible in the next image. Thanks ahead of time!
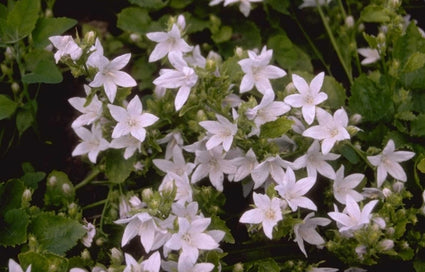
[49,35,82,63]
[239,193,283,239]
[367,139,415,187]
[153,146,196,182]
[251,155,289,189]
[108,96,159,143]
[229,148,258,181]
[109,135,142,159]
[328,195,378,236]
[357,48,380,65]
[275,167,317,212]
[245,94,290,136]
[72,124,109,163]
[123,251,161,272]
[82,221,96,247]
[153,52,198,111]
[284,72,328,125]
[199,114,237,152]
[68,86,103,128]
[291,140,340,180]
[165,217,219,264]
[209,0,223,5]
[184,45,206,68]
[8,259,31,272]
[333,165,364,204]
[303,108,350,155]
[88,46,137,103]
[115,212,166,253]
[146,24,192,62]
[299,0,332,8]
[238,46,286,96]
[224,0,263,17]
[191,146,236,192]
[178,259,214,272]
[157,131,184,160]
[294,212,331,257]
[307,267,339,272]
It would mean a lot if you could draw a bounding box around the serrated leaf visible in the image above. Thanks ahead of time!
[403,52,425,73]
[267,33,313,73]
[322,75,346,109]
[117,7,151,34]
[257,258,280,272]
[30,213,86,255]
[348,74,394,122]
[0,94,17,120]
[129,0,168,9]
[105,149,136,184]
[0,179,25,215]
[0,0,40,43]
[410,114,425,136]
[360,4,390,23]
[260,116,293,139]
[32,17,77,48]
[19,251,68,272]
[393,23,425,66]
[0,208,29,246]
[401,67,425,90]
[396,111,417,121]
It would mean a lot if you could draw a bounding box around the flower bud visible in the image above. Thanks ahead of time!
[350,114,362,125]
[110,247,123,264]
[233,263,244,272]
[22,189,32,204]
[5,47,14,61]
[393,181,404,193]
[81,249,91,260]
[358,23,365,32]
[377,32,386,45]
[130,33,141,42]
[48,176,57,186]
[1,64,10,75]
[382,188,392,198]
[129,195,144,209]
[142,188,154,202]
[96,237,105,246]
[84,31,96,45]
[62,183,72,195]
[235,47,244,57]
[389,0,400,9]
[45,8,53,18]
[345,16,355,28]
[11,82,20,93]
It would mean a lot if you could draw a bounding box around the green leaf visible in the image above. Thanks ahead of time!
[403,52,425,73]
[260,116,293,139]
[0,179,25,215]
[21,171,45,190]
[410,114,425,136]
[19,251,69,272]
[170,0,193,8]
[117,7,151,34]
[0,94,17,120]
[32,17,77,48]
[0,208,29,246]
[414,258,425,272]
[128,0,168,9]
[219,21,261,57]
[267,33,313,73]
[256,258,281,272]
[0,0,40,43]
[16,102,36,136]
[210,215,235,244]
[211,26,232,44]
[393,23,425,66]
[265,0,290,15]
[360,4,390,23]
[417,158,425,174]
[44,170,75,207]
[22,50,63,84]
[348,74,394,122]
[322,75,346,109]
[105,149,136,184]
[401,67,425,91]
[339,144,360,164]
[30,213,86,255]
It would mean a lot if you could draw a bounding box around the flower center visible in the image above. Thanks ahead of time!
[305,93,314,104]
[265,208,276,220]
[128,118,138,128]
[329,127,339,137]
[182,233,192,244]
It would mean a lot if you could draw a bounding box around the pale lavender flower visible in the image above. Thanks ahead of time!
[68,85,103,128]
[199,114,237,152]
[251,155,289,189]
[49,35,82,63]
[72,124,109,163]
[123,251,161,272]
[223,0,263,17]
[333,165,364,204]
[358,48,380,65]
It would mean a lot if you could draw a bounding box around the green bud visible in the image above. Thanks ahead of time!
[130,33,141,42]
[48,176,57,186]
[377,32,386,45]
[45,8,53,18]
[142,188,154,202]
[22,189,32,207]
[48,264,57,272]
[1,64,10,75]
[233,263,244,272]
[81,249,91,260]
[62,183,72,195]
[96,237,106,246]
[110,247,123,264]
[345,16,355,28]
[5,47,14,61]
[83,31,96,45]
[11,82,20,93]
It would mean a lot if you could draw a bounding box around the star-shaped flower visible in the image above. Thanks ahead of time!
[109,135,142,159]
[8,259,31,272]
[72,124,109,163]
[358,48,380,65]
[302,108,350,155]
[284,72,328,125]
[367,139,415,187]
[123,251,161,272]
[68,86,103,128]
[251,155,289,189]
[239,192,283,239]
[49,35,82,63]
[275,167,317,212]
[146,24,192,62]
[108,96,159,143]
[333,165,364,204]
[88,43,137,103]
[153,146,196,182]
[238,46,286,96]
[328,196,378,236]
[153,52,198,111]
[229,148,259,182]
[199,114,237,152]
[299,0,332,8]
[291,140,340,180]
[294,212,331,257]
[223,0,263,17]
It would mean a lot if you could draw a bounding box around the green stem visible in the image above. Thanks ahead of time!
[346,141,374,169]
[316,2,353,84]
[99,185,114,235]
[82,199,108,210]
[292,11,333,76]
[337,0,347,19]
[75,168,101,190]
